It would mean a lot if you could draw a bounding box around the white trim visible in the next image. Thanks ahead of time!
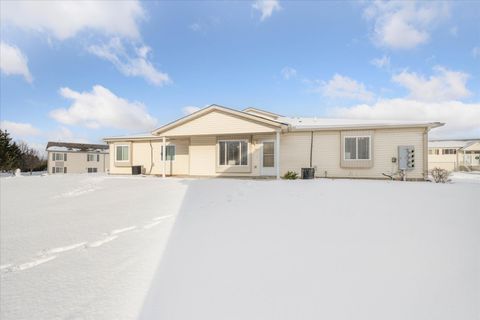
[275,131,280,179]
[115,144,129,162]
[161,144,176,161]
[343,136,371,161]
[260,139,277,176]
[217,139,249,167]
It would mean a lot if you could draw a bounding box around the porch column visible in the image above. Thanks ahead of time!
[275,130,280,179]
[162,136,166,178]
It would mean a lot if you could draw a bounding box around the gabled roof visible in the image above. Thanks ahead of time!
[151,104,288,136]
[46,141,108,152]
[242,107,284,119]
[428,139,480,149]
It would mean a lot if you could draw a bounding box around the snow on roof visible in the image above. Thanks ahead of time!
[46,146,81,152]
[428,140,480,149]
[46,141,109,152]
[278,117,441,130]
[103,133,158,141]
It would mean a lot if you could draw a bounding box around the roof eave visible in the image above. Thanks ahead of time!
[288,122,445,132]
[151,104,288,136]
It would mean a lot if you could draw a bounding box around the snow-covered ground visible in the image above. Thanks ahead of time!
[1,174,479,319]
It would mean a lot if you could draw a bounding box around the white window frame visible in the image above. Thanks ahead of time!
[344,136,371,161]
[87,154,97,162]
[53,153,65,161]
[52,167,64,174]
[217,139,249,167]
[161,145,176,161]
[115,145,129,162]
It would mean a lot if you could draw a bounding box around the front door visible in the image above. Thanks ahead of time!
[260,140,276,176]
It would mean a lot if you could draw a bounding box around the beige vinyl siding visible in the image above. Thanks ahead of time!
[189,136,216,175]
[48,151,108,174]
[279,132,312,174]
[161,110,277,137]
[428,153,458,171]
[309,128,425,179]
[109,140,189,175]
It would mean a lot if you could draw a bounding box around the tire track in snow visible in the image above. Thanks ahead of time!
[87,235,118,248]
[152,215,174,221]
[40,242,87,255]
[111,226,137,235]
[1,216,174,275]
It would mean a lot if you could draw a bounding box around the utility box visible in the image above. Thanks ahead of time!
[398,146,415,170]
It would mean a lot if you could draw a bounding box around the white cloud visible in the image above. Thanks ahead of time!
[363,2,448,49]
[47,126,88,143]
[50,85,157,131]
[189,23,201,32]
[182,106,201,115]
[0,42,33,82]
[392,66,471,102]
[473,46,480,59]
[281,67,297,80]
[1,1,144,40]
[370,55,390,69]
[88,38,171,86]
[319,74,375,102]
[330,99,480,138]
[253,0,281,21]
[0,120,41,137]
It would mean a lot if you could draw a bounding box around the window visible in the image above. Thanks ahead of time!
[87,154,100,161]
[218,140,248,166]
[344,136,370,160]
[87,168,98,173]
[161,145,176,161]
[52,167,64,174]
[52,153,66,161]
[428,149,433,155]
[442,149,457,155]
[116,145,129,161]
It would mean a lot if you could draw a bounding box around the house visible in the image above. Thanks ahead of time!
[103,105,443,180]
[46,142,109,174]
[428,139,480,171]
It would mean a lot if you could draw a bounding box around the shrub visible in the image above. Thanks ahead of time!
[431,167,450,183]
[283,171,299,180]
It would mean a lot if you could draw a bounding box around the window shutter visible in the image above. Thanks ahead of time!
[52,153,55,161]
[97,154,100,162]
[64,153,67,161]
[64,167,67,173]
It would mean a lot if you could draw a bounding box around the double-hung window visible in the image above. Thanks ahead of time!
[52,153,66,161]
[116,145,129,162]
[442,149,456,155]
[344,136,370,160]
[218,140,248,166]
[87,168,98,173]
[87,154,99,161]
[161,145,176,161]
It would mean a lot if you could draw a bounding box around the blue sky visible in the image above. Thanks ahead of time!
[1,0,479,150]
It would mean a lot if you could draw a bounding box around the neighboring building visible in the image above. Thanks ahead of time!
[46,142,109,174]
[104,105,443,180]
[428,139,480,171]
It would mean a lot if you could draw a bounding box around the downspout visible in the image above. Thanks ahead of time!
[149,140,153,174]
[423,128,429,180]
[309,131,314,168]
